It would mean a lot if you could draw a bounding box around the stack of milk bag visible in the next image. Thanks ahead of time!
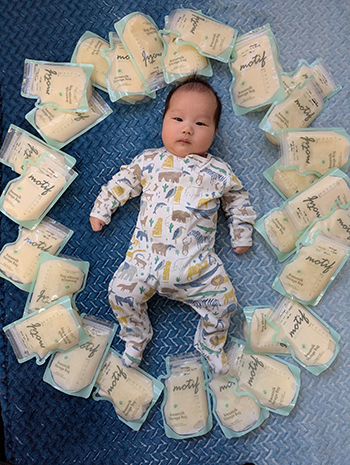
[0,8,349,439]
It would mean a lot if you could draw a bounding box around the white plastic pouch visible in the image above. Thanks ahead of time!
[103,32,151,104]
[259,77,325,145]
[24,252,89,314]
[225,339,301,416]
[0,153,78,230]
[266,297,341,375]
[159,30,212,85]
[0,125,76,175]
[160,352,212,439]
[255,168,350,261]
[93,349,163,431]
[164,9,237,63]
[71,31,110,92]
[229,24,285,115]
[272,230,350,306]
[0,217,73,291]
[243,306,291,355]
[25,89,113,149]
[207,375,269,438]
[43,314,117,397]
[3,296,89,365]
[21,60,93,112]
[281,58,341,101]
[114,12,165,93]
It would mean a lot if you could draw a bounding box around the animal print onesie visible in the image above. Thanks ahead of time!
[91,148,256,374]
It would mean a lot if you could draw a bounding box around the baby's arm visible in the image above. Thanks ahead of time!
[90,155,143,231]
[221,175,257,254]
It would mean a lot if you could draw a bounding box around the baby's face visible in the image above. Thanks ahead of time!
[162,89,217,158]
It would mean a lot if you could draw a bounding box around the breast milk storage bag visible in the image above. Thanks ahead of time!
[160,352,212,439]
[229,24,285,115]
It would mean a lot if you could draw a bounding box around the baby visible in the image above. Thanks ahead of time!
[90,76,256,374]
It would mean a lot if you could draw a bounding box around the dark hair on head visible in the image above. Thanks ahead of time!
[163,75,222,131]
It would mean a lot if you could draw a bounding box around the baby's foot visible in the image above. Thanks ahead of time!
[205,349,229,376]
[121,344,143,368]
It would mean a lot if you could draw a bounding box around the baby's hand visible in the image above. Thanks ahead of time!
[233,246,251,255]
[90,216,106,231]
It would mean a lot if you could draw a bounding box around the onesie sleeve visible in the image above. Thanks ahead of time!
[221,169,257,248]
[90,155,143,225]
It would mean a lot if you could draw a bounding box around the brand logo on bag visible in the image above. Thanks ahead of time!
[300,136,316,164]
[289,308,310,337]
[190,14,205,34]
[74,113,90,122]
[107,366,127,394]
[141,50,162,67]
[303,196,321,217]
[28,174,55,196]
[294,99,316,121]
[24,238,53,252]
[247,356,264,387]
[27,322,45,348]
[44,68,58,95]
[305,255,336,274]
[173,376,200,395]
[240,50,267,71]
[336,217,350,240]
[24,143,39,161]
[80,341,101,358]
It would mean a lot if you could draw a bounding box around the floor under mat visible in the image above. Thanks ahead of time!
[0,1,349,464]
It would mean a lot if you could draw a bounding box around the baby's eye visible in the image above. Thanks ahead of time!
[174,117,183,122]
[196,122,206,126]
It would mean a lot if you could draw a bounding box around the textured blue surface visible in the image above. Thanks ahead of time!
[0,1,350,464]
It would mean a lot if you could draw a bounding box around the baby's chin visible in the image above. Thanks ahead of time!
[164,145,207,158]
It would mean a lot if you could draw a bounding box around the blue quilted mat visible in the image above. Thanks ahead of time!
[1,1,350,464]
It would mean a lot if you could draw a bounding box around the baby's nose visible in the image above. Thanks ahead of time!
[182,124,193,134]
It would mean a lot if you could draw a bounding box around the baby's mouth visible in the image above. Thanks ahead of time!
[179,138,190,144]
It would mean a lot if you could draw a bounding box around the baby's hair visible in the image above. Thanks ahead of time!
[163,76,222,130]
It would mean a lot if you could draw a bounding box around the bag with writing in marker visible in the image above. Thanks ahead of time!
[272,230,350,306]
[0,152,78,230]
[229,24,285,115]
[263,128,350,199]
[225,338,300,416]
[0,125,76,175]
[159,352,212,439]
[23,252,89,315]
[0,217,73,291]
[92,349,163,431]
[43,314,117,398]
[3,296,89,365]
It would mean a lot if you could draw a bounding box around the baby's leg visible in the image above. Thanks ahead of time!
[179,259,237,375]
[108,260,156,368]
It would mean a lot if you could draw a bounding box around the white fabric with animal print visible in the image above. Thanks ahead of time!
[90,148,256,374]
